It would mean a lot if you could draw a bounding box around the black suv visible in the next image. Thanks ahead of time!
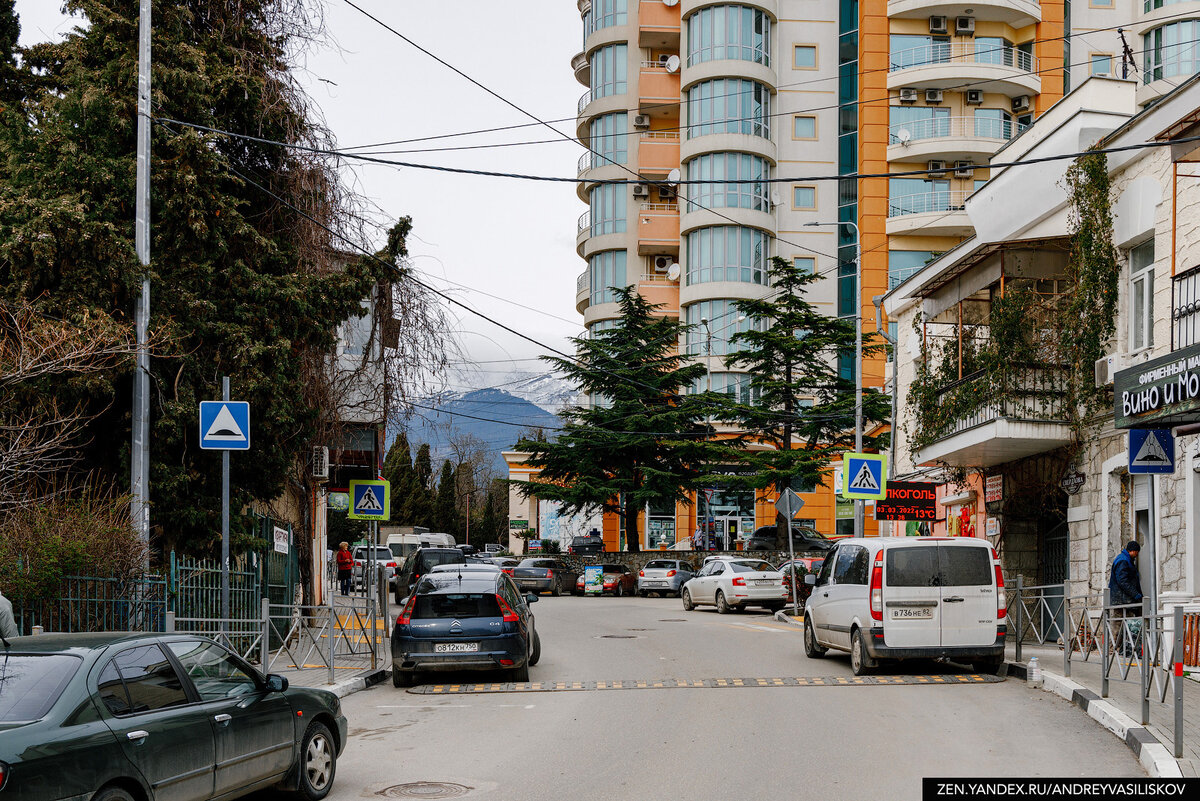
[747,524,834,552]
[392,547,466,603]
[567,533,604,554]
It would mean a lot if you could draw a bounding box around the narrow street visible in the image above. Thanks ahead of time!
[277,595,1144,801]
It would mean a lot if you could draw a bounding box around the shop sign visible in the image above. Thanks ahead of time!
[1113,341,1200,429]
[509,519,529,530]
[874,481,937,521]
[985,474,1003,503]
[985,517,1000,538]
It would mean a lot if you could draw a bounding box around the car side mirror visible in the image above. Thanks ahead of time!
[266,674,288,693]
[525,593,539,604]
[804,574,817,586]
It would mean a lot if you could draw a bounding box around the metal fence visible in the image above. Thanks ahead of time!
[1008,579,1193,758]
[13,574,168,634]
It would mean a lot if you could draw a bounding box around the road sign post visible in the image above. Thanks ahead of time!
[775,488,806,616]
[198,385,251,627]
[1127,429,1174,627]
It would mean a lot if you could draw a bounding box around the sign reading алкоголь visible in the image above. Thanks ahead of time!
[1113,341,1200,429]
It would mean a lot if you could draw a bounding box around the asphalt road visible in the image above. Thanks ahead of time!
[265,594,1145,801]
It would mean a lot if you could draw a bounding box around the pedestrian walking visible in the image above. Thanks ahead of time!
[1108,540,1143,654]
[0,588,18,639]
[335,541,354,595]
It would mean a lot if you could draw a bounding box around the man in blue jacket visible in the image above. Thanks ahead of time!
[1108,540,1143,607]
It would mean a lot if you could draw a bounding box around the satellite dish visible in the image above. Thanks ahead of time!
[663,0,679,6]
[667,168,681,184]
[665,54,681,74]
[667,263,681,281]
[770,191,782,207]
[896,128,912,146]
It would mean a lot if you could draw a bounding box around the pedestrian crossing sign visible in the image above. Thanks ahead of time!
[841,453,888,500]
[348,479,390,520]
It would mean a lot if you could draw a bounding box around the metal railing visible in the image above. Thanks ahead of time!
[926,363,1070,440]
[578,151,591,174]
[640,201,678,212]
[1172,262,1200,349]
[578,89,593,114]
[888,190,970,218]
[1009,579,1192,758]
[577,210,591,232]
[641,130,679,140]
[890,42,1038,74]
[577,270,590,294]
[888,116,1028,145]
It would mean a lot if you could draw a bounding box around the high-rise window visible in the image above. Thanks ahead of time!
[592,0,627,31]
[685,226,769,285]
[793,45,817,69]
[686,79,771,139]
[889,178,949,216]
[686,5,770,67]
[684,299,758,356]
[1090,53,1114,75]
[794,256,815,275]
[589,250,627,306]
[890,105,950,142]
[1144,21,1200,83]
[792,186,817,209]
[589,184,627,236]
[973,108,1018,140]
[889,34,949,70]
[590,44,627,99]
[793,115,817,139]
[888,251,935,290]
[1130,239,1155,350]
[685,153,770,212]
[590,113,628,167]
[690,372,759,405]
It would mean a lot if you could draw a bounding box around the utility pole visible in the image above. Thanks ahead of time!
[131,0,152,558]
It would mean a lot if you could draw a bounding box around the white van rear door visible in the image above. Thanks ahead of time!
[881,545,942,648]
[938,542,997,647]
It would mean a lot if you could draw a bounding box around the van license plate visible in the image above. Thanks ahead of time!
[435,642,479,653]
[890,607,933,620]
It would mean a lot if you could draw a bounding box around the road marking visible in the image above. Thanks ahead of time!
[407,674,1003,694]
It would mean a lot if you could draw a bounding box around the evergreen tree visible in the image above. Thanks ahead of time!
[478,478,507,546]
[382,433,414,521]
[433,459,460,538]
[410,443,434,527]
[726,256,890,542]
[513,288,725,552]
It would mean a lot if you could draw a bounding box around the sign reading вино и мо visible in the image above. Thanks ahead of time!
[1113,342,1200,429]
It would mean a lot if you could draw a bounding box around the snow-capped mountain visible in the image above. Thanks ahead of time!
[499,371,581,414]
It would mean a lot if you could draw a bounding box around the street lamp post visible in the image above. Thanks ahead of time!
[805,220,863,538]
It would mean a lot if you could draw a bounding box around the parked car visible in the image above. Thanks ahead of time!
[636,559,695,597]
[682,558,786,613]
[352,545,398,588]
[456,544,479,556]
[776,556,825,608]
[0,632,346,801]
[803,537,1007,676]
[566,533,604,554]
[574,563,636,596]
[391,547,466,603]
[747,524,835,553]
[510,559,577,596]
[391,570,540,687]
[492,557,520,576]
[428,563,501,574]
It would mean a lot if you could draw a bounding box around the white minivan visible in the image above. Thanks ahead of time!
[803,537,1006,676]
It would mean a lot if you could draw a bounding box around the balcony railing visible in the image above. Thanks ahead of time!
[640,201,678,212]
[641,130,680,140]
[1172,263,1200,349]
[923,364,1070,443]
[577,270,590,294]
[888,190,970,218]
[888,116,1028,144]
[577,210,591,232]
[578,89,593,114]
[890,42,1037,74]
[578,151,591,174]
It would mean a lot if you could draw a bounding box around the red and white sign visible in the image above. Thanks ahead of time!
[985,475,1003,504]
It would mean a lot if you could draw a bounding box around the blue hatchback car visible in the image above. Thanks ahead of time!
[391,569,541,687]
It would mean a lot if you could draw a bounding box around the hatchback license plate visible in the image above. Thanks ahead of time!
[435,642,479,653]
[754,579,774,586]
[890,607,933,620]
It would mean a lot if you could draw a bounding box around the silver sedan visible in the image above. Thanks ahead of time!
[636,559,695,597]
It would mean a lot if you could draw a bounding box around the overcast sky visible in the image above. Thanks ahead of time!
[15,1,584,394]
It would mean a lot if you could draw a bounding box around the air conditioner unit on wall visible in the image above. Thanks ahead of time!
[956,17,976,36]
[1095,354,1128,388]
[632,183,650,198]
[899,88,918,104]
[312,446,329,481]
[925,89,944,104]
[954,160,975,178]
[927,159,947,178]
[966,89,984,105]
[1012,95,1031,113]
[658,184,676,199]
[653,255,672,272]
[633,114,652,129]
[929,15,948,35]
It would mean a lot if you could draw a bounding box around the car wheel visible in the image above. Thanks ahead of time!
[804,617,826,658]
[681,588,695,611]
[511,663,530,682]
[715,591,729,615]
[92,786,136,801]
[294,721,336,800]
[551,581,561,597]
[614,583,623,598]
[851,629,876,677]
[393,669,414,687]
[529,631,542,666]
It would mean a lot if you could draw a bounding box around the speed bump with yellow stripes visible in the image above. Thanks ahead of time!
[407,673,1003,694]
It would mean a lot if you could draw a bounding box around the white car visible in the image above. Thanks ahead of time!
[681,558,786,613]
[353,545,398,587]
[803,537,1007,676]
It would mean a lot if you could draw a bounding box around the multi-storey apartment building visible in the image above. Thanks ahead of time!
[509,0,1200,551]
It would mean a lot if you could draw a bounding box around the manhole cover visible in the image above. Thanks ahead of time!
[600,634,637,639]
[658,618,686,622]
[378,782,473,799]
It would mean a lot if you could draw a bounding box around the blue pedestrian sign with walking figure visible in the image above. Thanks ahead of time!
[1128,429,1175,474]
[348,479,391,521]
[841,452,888,500]
[199,401,250,450]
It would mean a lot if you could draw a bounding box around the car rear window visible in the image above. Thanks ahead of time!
[940,546,993,586]
[0,654,80,721]
[645,560,674,569]
[885,547,940,587]
[421,551,465,569]
[730,560,774,573]
[600,565,625,572]
[413,593,502,619]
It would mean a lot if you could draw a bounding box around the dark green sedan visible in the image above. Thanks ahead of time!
[0,632,347,801]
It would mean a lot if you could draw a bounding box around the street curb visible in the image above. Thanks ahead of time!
[1005,661,1183,778]
[321,667,390,699]
[774,610,803,626]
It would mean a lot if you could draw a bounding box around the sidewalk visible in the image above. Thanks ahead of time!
[1009,642,1196,778]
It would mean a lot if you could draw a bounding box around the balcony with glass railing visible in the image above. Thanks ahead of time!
[887,41,1040,96]
[886,190,973,237]
[886,1,1041,27]
[887,115,1028,162]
